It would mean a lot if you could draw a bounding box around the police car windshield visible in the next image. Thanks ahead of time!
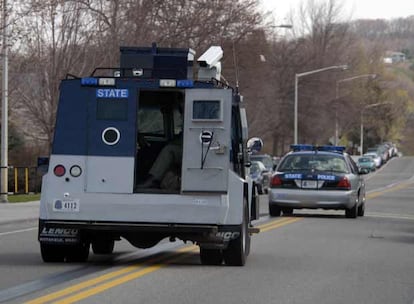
[278,154,348,173]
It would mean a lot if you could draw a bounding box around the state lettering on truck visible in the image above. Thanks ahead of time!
[38,43,263,266]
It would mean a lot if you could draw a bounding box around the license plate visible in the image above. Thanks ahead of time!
[53,199,80,212]
[301,180,317,189]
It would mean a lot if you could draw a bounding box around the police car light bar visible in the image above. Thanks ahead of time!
[290,144,315,151]
[290,144,346,153]
[318,145,346,153]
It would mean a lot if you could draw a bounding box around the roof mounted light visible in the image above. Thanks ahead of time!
[81,77,98,86]
[98,78,116,86]
[160,79,176,87]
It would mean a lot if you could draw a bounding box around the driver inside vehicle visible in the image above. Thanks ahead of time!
[137,103,183,190]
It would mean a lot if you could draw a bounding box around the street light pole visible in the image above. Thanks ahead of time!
[335,74,376,145]
[360,102,389,156]
[294,65,348,144]
[1,0,8,203]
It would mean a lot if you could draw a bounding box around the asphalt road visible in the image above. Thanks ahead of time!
[1,156,414,304]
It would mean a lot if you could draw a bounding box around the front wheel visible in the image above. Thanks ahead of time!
[223,199,249,266]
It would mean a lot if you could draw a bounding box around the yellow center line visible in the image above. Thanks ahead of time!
[260,218,302,232]
[257,217,298,230]
[24,245,197,304]
[52,247,199,304]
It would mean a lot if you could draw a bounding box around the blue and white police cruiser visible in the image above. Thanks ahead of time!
[269,145,367,218]
[38,44,261,266]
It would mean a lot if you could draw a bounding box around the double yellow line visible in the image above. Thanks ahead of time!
[25,217,299,304]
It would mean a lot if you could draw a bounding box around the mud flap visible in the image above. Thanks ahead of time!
[38,220,80,245]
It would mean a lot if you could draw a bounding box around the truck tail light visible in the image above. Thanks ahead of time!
[53,165,66,177]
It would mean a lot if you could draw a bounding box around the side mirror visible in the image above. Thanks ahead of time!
[247,137,263,153]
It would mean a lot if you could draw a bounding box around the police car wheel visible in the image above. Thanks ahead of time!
[345,203,358,218]
[199,248,223,265]
[223,199,249,266]
[40,244,65,263]
[92,240,115,255]
[65,242,90,262]
[282,208,293,216]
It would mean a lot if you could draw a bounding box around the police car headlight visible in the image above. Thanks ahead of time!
[70,165,82,177]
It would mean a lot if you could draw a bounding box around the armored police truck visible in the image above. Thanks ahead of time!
[38,44,261,266]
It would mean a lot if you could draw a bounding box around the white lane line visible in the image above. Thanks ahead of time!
[0,227,37,236]
[365,212,414,221]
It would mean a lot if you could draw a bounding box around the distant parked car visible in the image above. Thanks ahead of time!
[358,157,376,172]
[250,161,271,194]
[363,152,382,168]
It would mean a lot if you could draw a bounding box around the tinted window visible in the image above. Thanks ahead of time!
[193,100,221,120]
[97,99,128,120]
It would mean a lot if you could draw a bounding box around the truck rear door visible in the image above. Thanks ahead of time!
[181,88,232,192]
[86,87,137,193]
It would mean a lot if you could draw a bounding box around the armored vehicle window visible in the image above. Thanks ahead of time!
[138,107,164,135]
[97,99,128,121]
[193,100,221,120]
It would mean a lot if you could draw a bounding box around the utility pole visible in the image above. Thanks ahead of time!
[1,0,8,203]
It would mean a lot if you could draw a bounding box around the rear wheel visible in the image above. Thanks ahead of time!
[200,248,223,265]
[345,203,358,218]
[65,242,90,262]
[282,208,294,216]
[223,199,249,266]
[40,244,65,263]
[269,204,281,217]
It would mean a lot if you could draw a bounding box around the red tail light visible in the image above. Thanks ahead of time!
[337,176,351,190]
[53,165,66,177]
[271,175,282,187]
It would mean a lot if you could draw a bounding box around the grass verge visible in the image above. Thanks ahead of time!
[7,193,41,203]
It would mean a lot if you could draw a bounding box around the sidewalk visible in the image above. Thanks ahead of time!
[0,201,40,225]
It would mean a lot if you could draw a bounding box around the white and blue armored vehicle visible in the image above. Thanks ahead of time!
[38,44,262,266]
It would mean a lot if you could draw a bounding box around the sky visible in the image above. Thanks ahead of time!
[261,0,414,21]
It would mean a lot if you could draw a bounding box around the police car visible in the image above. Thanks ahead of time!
[38,44,261,266]
[268,145,367,218]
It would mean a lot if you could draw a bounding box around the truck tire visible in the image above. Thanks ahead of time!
[40,244,65,263]
[223,199,249,266]
[200,248,223,265]
[92,240,115,255]
[65,242,90,262]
